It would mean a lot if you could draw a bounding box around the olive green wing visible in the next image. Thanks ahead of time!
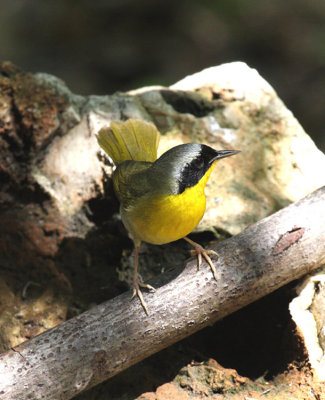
[112,161,153,209]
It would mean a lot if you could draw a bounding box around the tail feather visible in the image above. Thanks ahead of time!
[97,119,160,165]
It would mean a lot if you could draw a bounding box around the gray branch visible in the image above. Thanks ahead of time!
[1,186,325,399]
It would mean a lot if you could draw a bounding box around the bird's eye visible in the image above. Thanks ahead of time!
[191,157,204,170]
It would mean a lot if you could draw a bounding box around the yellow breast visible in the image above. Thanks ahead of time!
[122,164,215,245]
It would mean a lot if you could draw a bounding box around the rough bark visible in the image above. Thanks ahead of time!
[0,186,325,400]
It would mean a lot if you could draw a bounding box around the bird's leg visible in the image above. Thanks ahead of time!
[131,243,156,315]
[184,236,219,280]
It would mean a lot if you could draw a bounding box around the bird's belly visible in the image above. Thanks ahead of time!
[122,188,206,245]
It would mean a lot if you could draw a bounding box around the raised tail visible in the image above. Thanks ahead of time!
[97,119,160,165]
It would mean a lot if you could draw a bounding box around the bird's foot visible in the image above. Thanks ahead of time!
[131,278,156,315]
[186,238,219,280]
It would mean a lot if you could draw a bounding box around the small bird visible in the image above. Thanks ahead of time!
[97,119,239,314]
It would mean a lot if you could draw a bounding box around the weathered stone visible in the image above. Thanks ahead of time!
[1,61,325,355]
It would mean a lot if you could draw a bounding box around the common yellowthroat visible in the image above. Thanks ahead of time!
[97,119,239,314]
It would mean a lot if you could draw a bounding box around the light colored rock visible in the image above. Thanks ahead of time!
[170,62,325,234]
[289,272,325,381]
[34,62,325,236]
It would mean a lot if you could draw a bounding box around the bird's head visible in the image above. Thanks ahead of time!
[150,143,240,195]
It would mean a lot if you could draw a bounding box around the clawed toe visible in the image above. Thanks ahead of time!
[205,249,218,256]
[131,279,156,315]
[185,237,219,280]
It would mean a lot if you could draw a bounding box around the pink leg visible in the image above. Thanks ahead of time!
[131,243,156,315]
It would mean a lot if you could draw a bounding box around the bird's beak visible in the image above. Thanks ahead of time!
[211,149,241,163]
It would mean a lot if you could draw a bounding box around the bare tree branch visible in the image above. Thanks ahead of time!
[0,186,325,399]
